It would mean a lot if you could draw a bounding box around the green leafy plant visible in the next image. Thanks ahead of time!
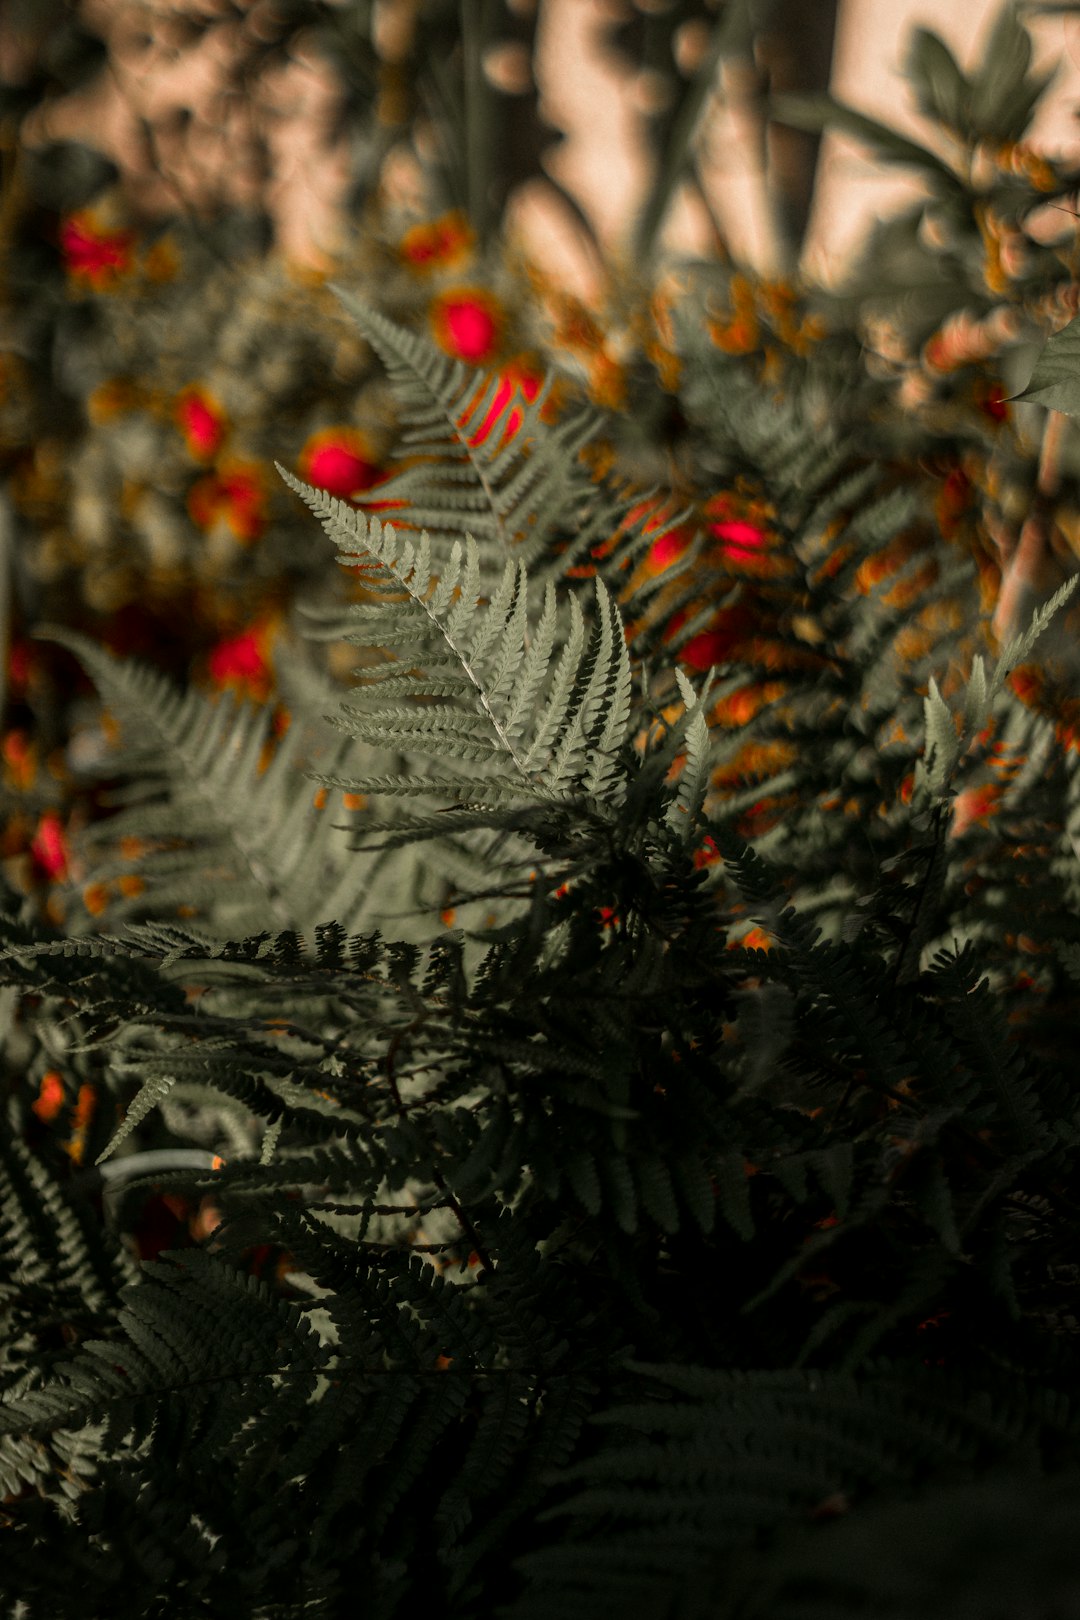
[4,296,1080,1619]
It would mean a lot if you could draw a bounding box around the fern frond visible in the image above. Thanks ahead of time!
[36,628,388,940]
[278,470,632,817]
[330,292,600,579]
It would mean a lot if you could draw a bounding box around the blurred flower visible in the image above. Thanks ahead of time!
[430,288,503,364]
[708,276,760,354]
[679,627,738,671]
[3,729,36,789]
[952,782,1000,835]
[30,811,69,880]
[705,495,772,564]
[175,387,227,460]
[973,378,1010,425]
[299,427,380,498]
[31,1071,65,1123]
[693,835,719,869]
[1008,664,1042,706]
[188,461,268,542]
[7,642,34,695]
[711,680,785,726]
[668,596,758,671]
[587,353,626,411]
[460,361,542,447]
[399,211,474,272]
[63,1083,96,1165]
[207,619,276,701]
[81,882,109,917]
[59,213,135,287]
[935,466,972,539]
[644,525,693,575]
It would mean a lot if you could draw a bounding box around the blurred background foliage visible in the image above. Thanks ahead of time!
[5,0,1080,1151]
[10,9,1080,1606]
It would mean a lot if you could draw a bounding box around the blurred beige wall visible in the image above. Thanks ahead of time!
[10,0,1080,291]
[524,0,1080,293]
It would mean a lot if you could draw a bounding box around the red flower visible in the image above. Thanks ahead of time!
[399,211,475,272]
[975,380,1010,424]
[30,811,69,880]
[704,496,771,563]
[672,602,756,670]
[188,462,268,542]
[60,214,135,286]
[644,526,693,575]
[460,361,543,447]
[31,1071,65,1123]
[431,288,503,365]
[207,621,275,700]
[299,428,380,499]
[680,629,733,671]
[175,387,226,459]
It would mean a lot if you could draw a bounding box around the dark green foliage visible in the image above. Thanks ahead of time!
[4,277,1080,1620]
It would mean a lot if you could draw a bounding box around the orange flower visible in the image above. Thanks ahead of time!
[83,882,109,916]
[207,620,276,701]
[430,287,503,364]
[587,353,626,411]
[63,1083,96,1164]
[1007,664,1042,707]
[30,811,69,880]
[31,1071,65,1123]
[60,213,135,286]
[175,387,226,460]
[710,315,758,354]
[188,461,268,542]
[951,782,1000,835]
[935,466,972,539]
[711,680,785,727]
[399,211,475,272]
[3,729,36,789]
[299,427,380,499]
